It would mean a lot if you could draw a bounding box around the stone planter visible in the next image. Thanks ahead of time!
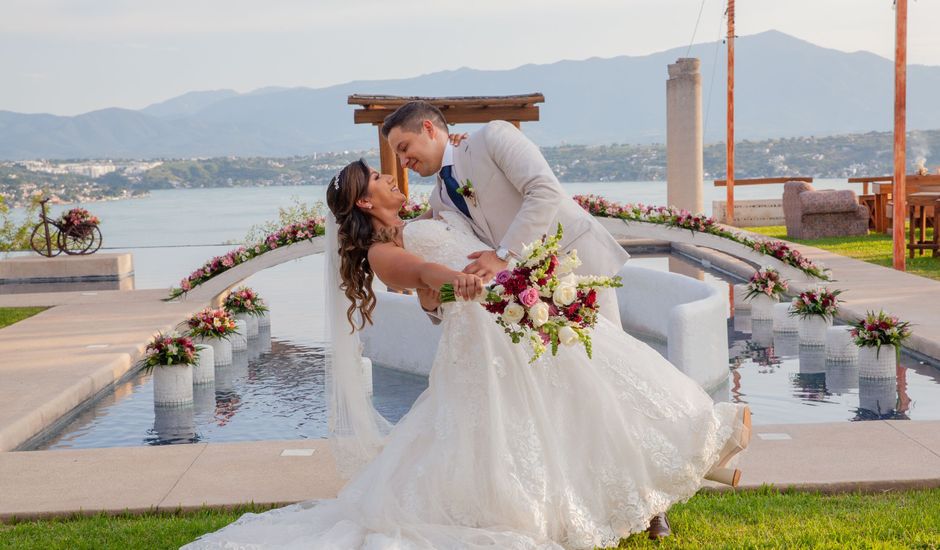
[747,293,777,321]
[733,312,751,334]
[192,382,216,416]
[152,363,194,406]
[798,315,832,347]
[798,345,827,374]
[773,331,800,357]
[858,345,897,379]
[732,284,749,310]
[826,326,858,362]
[193,345,215,384]
[153,403,195,443]
[858,377,897,415]
[772,303,798,333]
[825,362,858,394]
[259,324,272,355]
[232,319,248,351]
[193,336,232,367]
[215,363,235,393]
[751,319,774,348]
[235,312,259,338]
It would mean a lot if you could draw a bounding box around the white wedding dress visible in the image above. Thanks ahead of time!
[184,214,743,550]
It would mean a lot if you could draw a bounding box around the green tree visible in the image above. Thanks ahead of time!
[0,193,41,253]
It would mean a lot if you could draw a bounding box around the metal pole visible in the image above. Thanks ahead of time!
[893,0,907,270]
[726,0,735,225]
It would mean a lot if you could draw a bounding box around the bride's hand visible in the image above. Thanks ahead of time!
[449,132,469,146]
[452,273,484,301]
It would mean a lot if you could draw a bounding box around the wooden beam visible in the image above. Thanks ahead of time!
[893,0,908,270]
[355,106,540,125]
[713,177,813,187]
[377,125,409,198]
[349,93,544,107]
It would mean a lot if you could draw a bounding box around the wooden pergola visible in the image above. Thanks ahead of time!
[347,93,545,197]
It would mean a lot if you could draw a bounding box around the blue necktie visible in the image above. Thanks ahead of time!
[439,165,472,218]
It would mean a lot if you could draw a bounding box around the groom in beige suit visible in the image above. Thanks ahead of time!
[382,100,629,327]
[383,101,673,540]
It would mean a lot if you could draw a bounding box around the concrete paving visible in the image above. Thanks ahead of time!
[1,421,938,520]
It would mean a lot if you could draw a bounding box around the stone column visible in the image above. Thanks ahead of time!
[666,58,703,214]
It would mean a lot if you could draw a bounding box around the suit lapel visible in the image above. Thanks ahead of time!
[454,140,495,246]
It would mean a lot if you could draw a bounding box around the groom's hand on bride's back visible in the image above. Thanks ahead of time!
[463,250,508,283]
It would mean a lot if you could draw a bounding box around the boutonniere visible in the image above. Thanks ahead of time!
[457,179,477,207]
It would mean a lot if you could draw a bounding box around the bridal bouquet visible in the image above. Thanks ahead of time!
[440,224,622,362]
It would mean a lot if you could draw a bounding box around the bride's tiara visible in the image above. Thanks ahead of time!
[331,166,350,191]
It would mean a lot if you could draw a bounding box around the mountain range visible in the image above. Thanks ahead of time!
[2,30,938,160]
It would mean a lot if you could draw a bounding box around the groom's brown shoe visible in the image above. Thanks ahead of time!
[646,512,671,540]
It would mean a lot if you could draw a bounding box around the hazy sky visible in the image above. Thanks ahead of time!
[2,0,938,116]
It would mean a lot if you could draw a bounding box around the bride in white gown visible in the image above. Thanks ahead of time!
[184,161,751,550]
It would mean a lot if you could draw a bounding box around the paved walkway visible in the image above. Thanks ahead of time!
[2,420,939,520]
[0,288,205,452]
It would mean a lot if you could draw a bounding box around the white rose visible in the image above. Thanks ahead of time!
[539,285,553,298]
[528,302,550,327]
[502,303,525,325]
[492,284,505,296]
[558,325,579,346]
[552,283,578,307]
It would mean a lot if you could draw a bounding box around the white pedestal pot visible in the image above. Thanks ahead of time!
[798,315,832,346]
[235,312,259,338]
[748,293,777,321]
[192,344,216,384]
[153,363,194,406]
[232,320,248,351]
[858,345,897,379]
[193,335,232,366]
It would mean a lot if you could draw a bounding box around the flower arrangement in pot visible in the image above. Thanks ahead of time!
[849,311,912,379]
[140,332,197,406]
[744,267,789,321]
[789,287,842,346]
[224,286,268,339]
[185,307,238,366]
[59,207,101,238]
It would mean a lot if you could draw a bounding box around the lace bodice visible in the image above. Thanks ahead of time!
[403,212,490,270]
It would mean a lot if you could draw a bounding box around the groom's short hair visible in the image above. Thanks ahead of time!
[381,101,448,138]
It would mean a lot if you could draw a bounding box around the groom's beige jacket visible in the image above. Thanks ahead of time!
[429,120,630,278]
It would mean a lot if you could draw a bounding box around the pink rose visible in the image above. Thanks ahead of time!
[518,288,540,308]
[494,270,512,285]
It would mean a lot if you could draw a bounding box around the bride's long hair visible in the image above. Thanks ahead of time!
[326,159,377,331]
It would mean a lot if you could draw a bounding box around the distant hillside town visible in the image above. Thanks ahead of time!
[2,129,938,208]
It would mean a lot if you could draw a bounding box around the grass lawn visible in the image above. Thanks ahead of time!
[2,488,938,549]
[0,306,47,329]
[748,225,940,282]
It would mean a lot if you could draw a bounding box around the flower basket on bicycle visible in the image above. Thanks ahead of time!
[29,201,104,256]
[59,208,100,237]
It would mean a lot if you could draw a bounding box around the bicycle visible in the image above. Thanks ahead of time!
[29,198,103,257]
